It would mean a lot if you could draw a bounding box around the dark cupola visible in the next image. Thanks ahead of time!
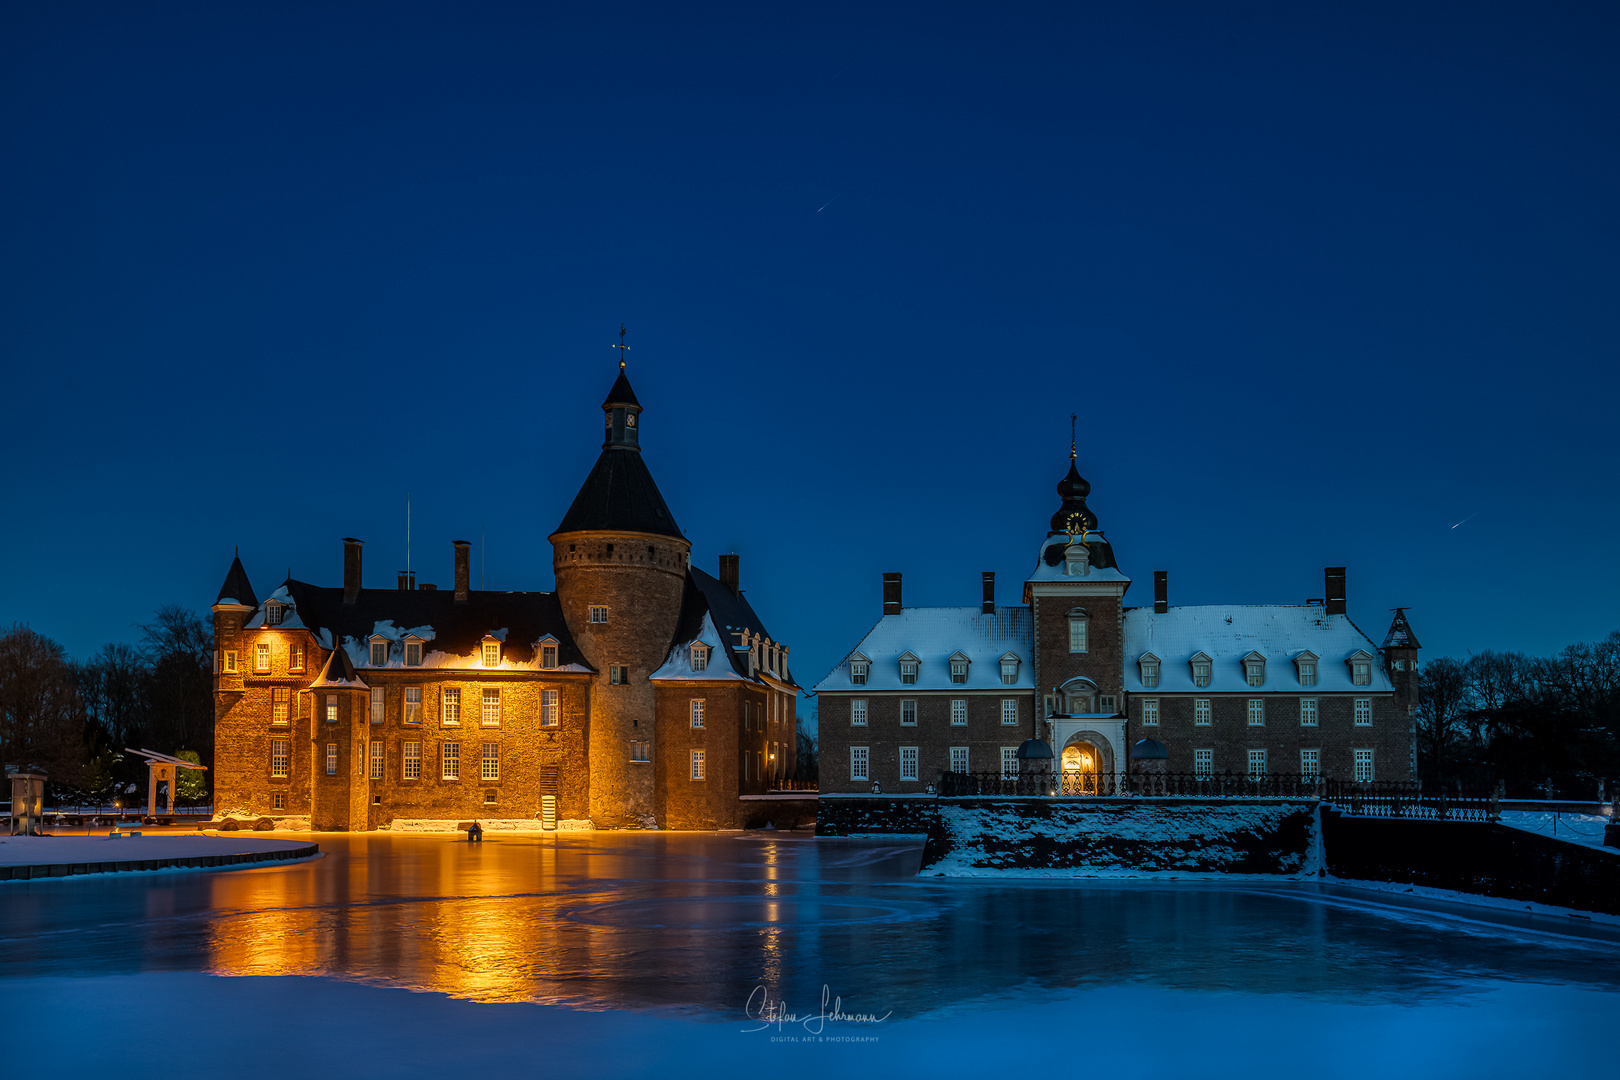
[1040,419,1119,571]
[1049,459,1098,537]
[553,357,685,540]
[602,360,643,451]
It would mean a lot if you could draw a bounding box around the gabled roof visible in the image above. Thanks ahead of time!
[652,567,796,686]
[215,554,258,608]
[552,447,684,539]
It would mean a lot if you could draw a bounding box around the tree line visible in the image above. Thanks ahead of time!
[1416,629,1620,798]
[0,606,214,804]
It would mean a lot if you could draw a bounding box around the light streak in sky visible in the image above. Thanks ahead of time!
[1451,511,1481,529]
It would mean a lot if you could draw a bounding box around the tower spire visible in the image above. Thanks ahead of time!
[1070,413,1076,461]
[613,323,629,370]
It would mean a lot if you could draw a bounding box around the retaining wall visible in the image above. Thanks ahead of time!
[0,843,319,881]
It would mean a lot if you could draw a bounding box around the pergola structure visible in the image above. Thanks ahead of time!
[125,748,207,821]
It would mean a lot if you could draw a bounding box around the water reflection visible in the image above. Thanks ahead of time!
[1,833,1616,1018]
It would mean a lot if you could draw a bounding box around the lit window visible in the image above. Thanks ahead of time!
[1195,698,1211,726]
[371,687,384,724]
[690,750,706,780]
[630,740,651,762]
[442,742,460,780]
[369,740,383,780]
[404,687,421,725]
[325,743,338,776]
[1244,652,1266,687]
[690,699,705,728]
[1194,748,1213,777]
[1247,748,1267,778]
[901,699,917,726]
[950,746,969,773]
[1190,653,1212,688]
[1000,654,1020,685]
[443,687,461,726]
[1247,699,1264,726]
[224,651,238,673]
[1001,698,1019,726]
[272,792,286,810]
[900,746,918,781]
[1296,652,1318,686]
[589,606,608,624]
[289,643,305,673]
[255,643,270,673]
[851,699,867,726]
[1142,699,1159,726]
[898,654,919,684]
[1139,655,1160,688]
[265,603,283,627]
[404,639,422,667]
[482,743,499,781]
[272,687,289,726]
[1300,699,1318,726]
[1354,749,1374,782]
[610,665,628,685]
[484,789,497,805]
[1301,748,1320,776]
[690,644,708,671]
[325,695,337,723]
[402,741,421,779]
[481,687,500,726]
[1354,698,1372,726]
[271,739,289,778]
[951,699,967,726]
[370,640,388,667]
[1000,746,1018,780]
[1069,613,1088,654]
[482,641,501,667]
[949,654,969,684]
[540,642,559,669]
[849,746,869,782]
[541,689,559,727]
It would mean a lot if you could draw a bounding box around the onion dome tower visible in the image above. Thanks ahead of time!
[551,340,692,828]
[1040,422,1119,572]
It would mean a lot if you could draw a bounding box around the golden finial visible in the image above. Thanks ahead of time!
[613,324,630,370]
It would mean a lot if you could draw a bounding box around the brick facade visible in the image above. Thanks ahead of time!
[818,690,1034,794]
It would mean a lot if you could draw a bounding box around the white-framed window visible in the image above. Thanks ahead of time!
[224,650,238,673]
[402,741,421,780]
[255,643,271,673]
[1190,653,1212,688]
[1301,748,1320,776]
[849,660,869,685]
[610,665,628,685]
[370,640,388,667]
[370,687,384,724]
[541,689,559,727]
[484,789,498,805]
[898,656,919,684]
[369,740,383,780]
[950,699,967,726]
[540,641,558,669]
[324,695,338,724]
[288,643,305,673]
[1000,746,1018,779]
[690,644,708,671]
[1247,699,1264,726]
[1354,698,1373,726]
[325,743,338,776]
[442,742,460,780]
[1300,698,1319,726]
[1354,749,1375,782]
[272,792,286,810]
[1142,699,1159,726]
[690,699,705,728]
[1099,694,1116,712]
[442,687,461,725]
[265,602,283,627]
[1297,655,1318,686]
[482,641,501,667]
[851,699,867,726]
[481,687,500,726]
[270,739,289,778]
[1194,748,1212,777]
[1000,654,1020,685]
[1001,698,1018,725]
[404,639,422,667]
[900,699,917,726]
[690,750,706,780]
[949,746,969,773]
[1244,652,1266,687]
[1138,654,1160,688]
[481,743,499,781]
[949,655,969,684]
[589,606,609,624]
[1248,748,1267,778]
[1068,613,1088,654]
[899,746,918,781]
[1349,652,1373,686]
[630,740,651,762]
[1394,658,1407,671]
[272,687,290,726]
[849,746,869,782]
[1194,698,1211,726]
[404,687,421,725]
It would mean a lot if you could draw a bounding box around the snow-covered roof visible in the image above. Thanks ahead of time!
[651,612,750,682]
[243,584,309,631]
[1122,605,1393,694]
[1024,536,1131,588]
[812,606,1035,693]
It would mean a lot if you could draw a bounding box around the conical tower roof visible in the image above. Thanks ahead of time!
[1382,608,1423,650]
[553,364,684,540]
[308,642,369,690]
[215,553,258,608]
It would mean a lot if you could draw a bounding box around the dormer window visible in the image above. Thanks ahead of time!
[1138,653,1161,688]
[1068,609,1089,654]
[1243,651,1267,687]
[898,652,919,685]
[999,653,1020,685]
[404,636,423,667]
[369,637,389,667]
[848,653,870,685]
[690,644,709,671]
[481,637,501,668]
[1348,650,1373,686]
[1295,651,1319,687]
[539,637,559,670]
[1190,652,1212,688]
[948,652,970,684]
[265,602,284,627]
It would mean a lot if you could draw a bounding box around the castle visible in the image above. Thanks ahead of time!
[211,362,798,830]
[813,447,1419,793]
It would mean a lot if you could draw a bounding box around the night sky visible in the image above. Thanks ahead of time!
[4,2,1617,724]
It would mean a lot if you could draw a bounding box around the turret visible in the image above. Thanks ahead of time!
[1382,608,1422,712]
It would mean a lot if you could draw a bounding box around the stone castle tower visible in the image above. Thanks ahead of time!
[551,362,691,827]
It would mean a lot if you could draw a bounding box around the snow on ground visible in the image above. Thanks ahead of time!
[1497,810,1615,851]
[0,834,312,866]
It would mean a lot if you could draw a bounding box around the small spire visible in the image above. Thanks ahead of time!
[613,323,629,370]
[1069,413,1077,460]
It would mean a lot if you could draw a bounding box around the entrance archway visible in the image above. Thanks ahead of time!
[1061,739,1102,794]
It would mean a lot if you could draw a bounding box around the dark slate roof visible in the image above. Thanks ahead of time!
[308,640,368,690]
[1381,608,1423,650]
[553,448,684,539]
[215,555,258,608]
[603,366,641,409]
[1131,738,1169,760]
[280,580,591,669]
[668,567,798,687]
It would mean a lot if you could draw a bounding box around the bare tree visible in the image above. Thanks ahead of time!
[139,605,214,759]
[0,623,89,783]
[1415,656,1472,783]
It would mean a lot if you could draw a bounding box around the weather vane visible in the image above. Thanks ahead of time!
[1070,413,1077,461]
[613,324,630,369]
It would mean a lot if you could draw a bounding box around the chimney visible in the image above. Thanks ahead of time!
[342,538,363,606]
[454,540,471,604]
[981,572,995,614]
[883,572,902,616]
[719,553,740,595]
[1325,567,1347,616]
[397,571,410,591]
[1154,570,1168,614]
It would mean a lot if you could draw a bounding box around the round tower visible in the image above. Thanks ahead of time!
[551,359,691,827]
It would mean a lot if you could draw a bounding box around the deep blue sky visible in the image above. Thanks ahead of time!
[3,2,1617,716]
